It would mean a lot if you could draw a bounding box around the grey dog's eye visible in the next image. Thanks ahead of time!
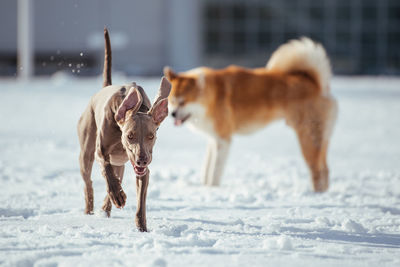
[127,133,134,140]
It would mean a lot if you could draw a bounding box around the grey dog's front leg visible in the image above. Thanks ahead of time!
[102,165,125,217]
[135,171,149,232]
[101,163,127,209]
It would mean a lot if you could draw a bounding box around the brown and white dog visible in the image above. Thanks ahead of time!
[164,38,337,192]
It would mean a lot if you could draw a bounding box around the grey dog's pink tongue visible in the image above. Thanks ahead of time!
[136,167,145,172]
[134,166,145,174]
[131,161,146,175]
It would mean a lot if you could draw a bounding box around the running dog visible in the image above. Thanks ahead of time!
[164,37,337,192]
[78,29,171,231]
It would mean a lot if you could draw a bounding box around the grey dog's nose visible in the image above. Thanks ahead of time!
[136,157,147,167]
[171,111,177,118]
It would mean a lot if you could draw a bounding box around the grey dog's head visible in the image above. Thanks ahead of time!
[115,77,171,176]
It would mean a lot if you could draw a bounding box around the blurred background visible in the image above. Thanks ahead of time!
[0,0,399,77]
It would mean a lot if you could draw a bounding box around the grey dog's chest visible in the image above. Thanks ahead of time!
[109,141,129,166]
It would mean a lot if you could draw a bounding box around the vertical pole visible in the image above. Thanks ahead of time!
[17,0,34,79]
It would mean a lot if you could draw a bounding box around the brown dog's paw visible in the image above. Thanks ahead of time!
[314,184,328,193]
[108,188,127,208]
[312,169,329,193]
[313,178,329,192]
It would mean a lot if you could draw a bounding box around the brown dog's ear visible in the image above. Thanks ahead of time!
[163,66,177,81]
[150,98,168,125]
[115,86,143,124]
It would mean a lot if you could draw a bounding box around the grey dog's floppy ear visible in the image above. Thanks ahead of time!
[115,85,143,124]
[148,77,171,124]
[150,98,169,125]
[150,77,171,111]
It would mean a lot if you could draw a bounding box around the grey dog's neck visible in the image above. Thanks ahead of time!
[138,103,150,113]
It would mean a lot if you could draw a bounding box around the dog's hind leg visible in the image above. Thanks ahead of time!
[298,133,330,192]
[102,165,125,217]
[206,137,231,186]
[77,106,97,214]
[288,96,337,192]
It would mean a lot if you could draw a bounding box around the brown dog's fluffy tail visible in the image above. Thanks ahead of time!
[103,28,112,87]
[266,37,332,94]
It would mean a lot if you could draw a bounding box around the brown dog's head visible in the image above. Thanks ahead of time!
[115,77,171,176]
[163,66,203,126]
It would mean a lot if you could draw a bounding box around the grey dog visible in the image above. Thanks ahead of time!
[77,28,171,231]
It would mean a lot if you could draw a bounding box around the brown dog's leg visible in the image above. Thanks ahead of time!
[201,142,213,185]
[297,130,330,192]
[77,107,97,214]
[203,137,231,186]
[135,171,149,232]
[102,165,125,217]
[288,97,337,192]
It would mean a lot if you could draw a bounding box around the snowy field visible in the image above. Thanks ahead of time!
[0,75,399,266]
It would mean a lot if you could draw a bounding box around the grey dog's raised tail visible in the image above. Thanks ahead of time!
[103,28,112,87]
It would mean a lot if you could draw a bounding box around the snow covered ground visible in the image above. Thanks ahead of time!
[0,75,399,266]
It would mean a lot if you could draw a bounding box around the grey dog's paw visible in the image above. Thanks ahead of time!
[108,188,127,208]
[135,213,147,232]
